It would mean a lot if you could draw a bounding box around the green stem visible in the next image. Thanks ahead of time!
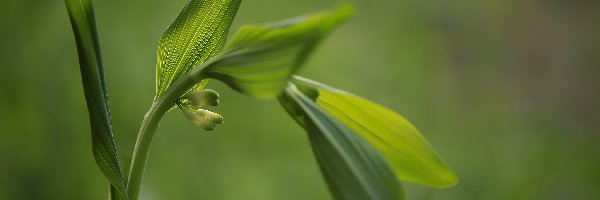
[127,67,206,200]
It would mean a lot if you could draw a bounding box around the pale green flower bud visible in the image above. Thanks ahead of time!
[196,109,224,125]
[184,109,224,131]
[187,89,220,107]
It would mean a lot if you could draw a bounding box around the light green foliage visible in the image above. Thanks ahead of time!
[279,84,405,200]
[65,0,456,199]
[155,0,241,99]
[64,0,127,196]
[200,5,352,98]
[291,76,458,188]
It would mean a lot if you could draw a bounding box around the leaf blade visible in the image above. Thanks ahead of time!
[202,5,352,98]
[156,0,242,98]
[292,76,458,187]
[279,84,404,200]
[65,0,127,196]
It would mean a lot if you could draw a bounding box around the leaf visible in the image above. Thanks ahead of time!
[109,155,132,200]
[65,0,127,196]
[291,76,458,188]
[155,0,241,99]
[201,5,352,98]
[279,84,404,200]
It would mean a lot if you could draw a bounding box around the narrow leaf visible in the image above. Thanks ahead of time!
[279,84,404,200]
[202,5,352,98]
[65,0,127,196]
[109,155,132,200]
[292,76,458,187]
[109,183,118,200]
[156,0,241,99]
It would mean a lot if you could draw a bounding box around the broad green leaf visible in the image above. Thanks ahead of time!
[201,5,352,98]
[279,84,404,200]
[292,76,458,188]
[156,0,241,98]
[65,0,127,196]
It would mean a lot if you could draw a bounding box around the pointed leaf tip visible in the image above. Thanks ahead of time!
[201,5,352,98]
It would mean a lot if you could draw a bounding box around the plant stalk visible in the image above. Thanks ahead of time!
[127,67,206,200]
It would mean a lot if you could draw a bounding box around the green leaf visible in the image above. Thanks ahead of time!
[291,76,458,188]
[279,84,404,200]
[109,155,132,200]
[109,183,118,200]
[65,0,127,196]
[156,0,241,99]
[107,160,135,200]
[201,5,352,98]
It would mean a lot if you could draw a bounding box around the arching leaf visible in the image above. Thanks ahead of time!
[202,5,352,98]
[291,76,458,188]
[279,84,404,200]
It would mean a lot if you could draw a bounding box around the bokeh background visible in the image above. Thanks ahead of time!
[1,0,599,199]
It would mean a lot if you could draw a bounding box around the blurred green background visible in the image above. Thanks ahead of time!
[1,0,599,199]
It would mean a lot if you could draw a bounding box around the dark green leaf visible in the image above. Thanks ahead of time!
[202,5,352,98]
[65,0,127,196]
[109,155,132,200]
[109,183,118,200]
[279,84,404,200]
[155,0,241,99]
[292,76,458,188]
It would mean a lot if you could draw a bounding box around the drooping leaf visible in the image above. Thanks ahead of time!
[155,0,241,99]
[279,84,404,200]
[65,0,127,196]
[291,76,458,188]
[200,5,352,98]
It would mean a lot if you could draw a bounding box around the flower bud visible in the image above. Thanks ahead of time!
[196,109,224,125]
[184,109,224,131]
[187,89,220,107]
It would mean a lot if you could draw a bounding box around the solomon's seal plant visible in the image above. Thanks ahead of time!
[65,0,458,199]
